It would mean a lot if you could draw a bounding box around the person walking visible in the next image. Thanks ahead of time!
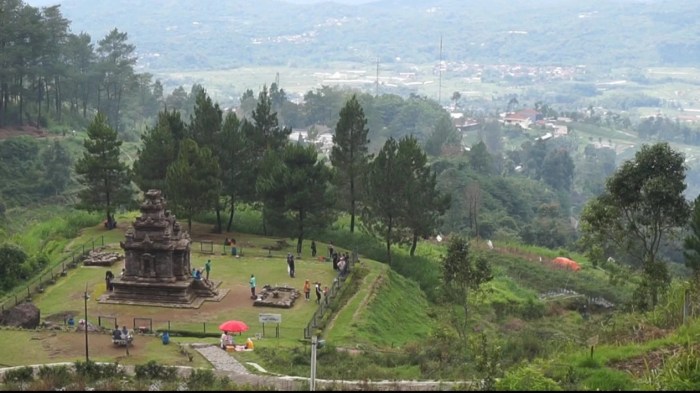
[315,283,323,304]
[249,274,256,299]
[289,254,296,278]
[205,259,211,281]
[303,279,311,301]
[311,240,317,258]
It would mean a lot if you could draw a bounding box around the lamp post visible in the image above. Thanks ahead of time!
[84,284,89,362]
[310,336,317,391]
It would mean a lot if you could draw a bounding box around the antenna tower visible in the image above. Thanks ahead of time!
[438,35,443,106]
[375,57,379,97]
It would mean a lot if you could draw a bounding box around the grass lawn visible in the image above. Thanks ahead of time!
[3,219,390,369]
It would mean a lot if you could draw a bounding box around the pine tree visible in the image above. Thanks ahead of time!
[75,112,132,227]
[330,94,371,233]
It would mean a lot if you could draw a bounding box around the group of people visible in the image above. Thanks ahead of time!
[191,259,212,282]
[219,331,254,351]
[112,325,131,341]
[303,279,329,304]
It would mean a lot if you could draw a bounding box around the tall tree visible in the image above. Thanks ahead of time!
[541,148,575,191]
[96,28,136,133]
[243,86,291,234]
[74,112,132,226]
[683,195,700,278]
[188,88,224,232]
[580,142,690,309]
[362,137,408,265]
[218,112,251,232]
[165,138,221,233]
[441,236,493,345]
[330,94,371,233]
[131,110,179,193]
[399,136,450,256]
[257,143,334,254]
[424,115,460,157]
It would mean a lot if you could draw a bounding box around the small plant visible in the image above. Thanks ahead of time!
[2,366,34,384]
[37,364,72,387]
[495,365,562,391]
[134,360,177,380]
[186,368,216,390]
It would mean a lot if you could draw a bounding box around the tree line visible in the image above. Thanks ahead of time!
[75,88,449,263]
[0,0,155,134]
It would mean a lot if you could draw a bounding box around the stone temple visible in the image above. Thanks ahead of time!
[101,189,226,308]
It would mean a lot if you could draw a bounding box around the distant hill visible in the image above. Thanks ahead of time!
[22,0,700,71]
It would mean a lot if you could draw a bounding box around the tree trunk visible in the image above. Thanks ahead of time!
[350,178,355,233]
[410,232,418,256]
[385,217,393,266]
[214,205,222,234]
[297,209,304,255]
[226,195,235,232]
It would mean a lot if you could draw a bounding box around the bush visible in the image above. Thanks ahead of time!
[2,366,34,384]
[581,369,633,391]
[37,364,72,387]
[73,360,122,382]
[186,368,216,390]
[495,365,562,391]
[134,360,178,380]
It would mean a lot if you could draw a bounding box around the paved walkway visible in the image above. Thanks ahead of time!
[192,343,474,391]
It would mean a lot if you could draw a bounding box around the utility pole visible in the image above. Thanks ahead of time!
[84,283,89,362]
[438,34,443,106]
[375,57,379,97]
[310,336,318,391]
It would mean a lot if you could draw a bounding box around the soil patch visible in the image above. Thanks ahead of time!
[608,344,691,377]
[0,125,51,140]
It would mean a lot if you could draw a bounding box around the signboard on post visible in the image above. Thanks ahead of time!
[259,313,282,323]
[259,313,282,338]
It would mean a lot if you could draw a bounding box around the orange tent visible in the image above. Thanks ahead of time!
[552,257,581,272]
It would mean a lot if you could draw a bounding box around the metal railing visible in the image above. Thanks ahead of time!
[303,249,358,339]
[0,236,104,313]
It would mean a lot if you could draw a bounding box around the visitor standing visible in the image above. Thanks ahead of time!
[311,240,317,257]
[289,254,296,278]
[205,259,211,281]
[303,279,311,301]
[249,274,256,298]
[315,282,322,304]
[220,331,228,350]
[105,271,114,291]
[328,241,334,259]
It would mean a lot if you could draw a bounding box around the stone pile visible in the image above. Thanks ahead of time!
[254,285,300,308]
[83,249,123,266]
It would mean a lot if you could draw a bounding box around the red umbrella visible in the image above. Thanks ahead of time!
[219,320,248,333]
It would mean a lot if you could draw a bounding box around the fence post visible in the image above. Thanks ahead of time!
[168,321,171,331]
[203,322,206,335]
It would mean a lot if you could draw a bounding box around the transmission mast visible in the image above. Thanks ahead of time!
[438,34,443,106]
[375,57,379,97]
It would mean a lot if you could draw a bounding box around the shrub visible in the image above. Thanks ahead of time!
[2,366,34,384]
[134,360,178,380]
[73,360,122,382]
[495,365,562,391]
[37,364,72,387]
[186,368,216,390]
[581,369,634,391]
